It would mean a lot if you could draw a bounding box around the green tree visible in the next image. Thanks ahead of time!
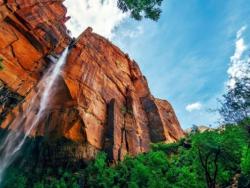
[2,123,250,188]
[238,119,250,187]
[219,77,250,124]
[116,0,164,21]
[84,152,117,187]
[85,151,170,188]
[2,168,27,188]
[192,126,246,188]
[219,59,250,124]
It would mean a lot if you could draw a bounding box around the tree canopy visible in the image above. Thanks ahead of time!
[117,0,164,21]
[219,60,250,124]
[2,120,250,188]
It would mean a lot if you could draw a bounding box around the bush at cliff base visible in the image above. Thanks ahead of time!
[1,119,250,188]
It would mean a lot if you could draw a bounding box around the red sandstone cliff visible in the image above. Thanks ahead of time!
[0,0,70,96]
[0,1,185,163]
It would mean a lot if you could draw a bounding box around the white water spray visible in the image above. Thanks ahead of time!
[0,47,69,183]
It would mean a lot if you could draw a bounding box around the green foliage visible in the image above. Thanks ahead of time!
[151,141,181,155]
[241,146,250,175]
[2,168,28,188]
[238,119,250,187]
[190,126,246,187]
[84,151,169,188]
[1,123,250,188]
[84,124,249,187]
[120,105,127,115]
[117,0,163,21]
[2,167,79,188]
[120,105,133,115]
[0,57,3,70]
[218,59,250,124]
[84,152,116,187]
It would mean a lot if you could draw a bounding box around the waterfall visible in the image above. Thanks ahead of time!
[0,47,69,183]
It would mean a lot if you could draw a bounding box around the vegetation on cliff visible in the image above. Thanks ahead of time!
[0,58,4,70]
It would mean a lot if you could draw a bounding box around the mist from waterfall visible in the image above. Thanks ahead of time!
[0,47,69,183]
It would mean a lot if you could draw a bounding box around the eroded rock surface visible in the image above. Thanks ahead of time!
[0,0,70,96]
[60,28,185,160]
[0,1,184,164]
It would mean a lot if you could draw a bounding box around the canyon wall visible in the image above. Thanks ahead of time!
[0,1,184,164]
[0,0,70,96]
[0,0,70,126]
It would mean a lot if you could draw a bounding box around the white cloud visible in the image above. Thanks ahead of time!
[185,102,202,112]
[227,25,249,89]
[63,0,128,38]
[121,26,144,38]
[236,25,247,39]
[230,38,247,63]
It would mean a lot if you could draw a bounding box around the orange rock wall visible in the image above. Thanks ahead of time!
[0,1,185,163]
[61,28,185,160]
[0,0,70,96]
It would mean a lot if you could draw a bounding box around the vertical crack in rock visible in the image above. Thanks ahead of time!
[104,98,115,161]
[140,96,166,142]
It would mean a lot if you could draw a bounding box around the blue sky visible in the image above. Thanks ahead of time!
[64,0,250,129]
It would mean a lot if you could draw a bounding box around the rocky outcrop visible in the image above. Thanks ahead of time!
[0,0,70,96]
[0,1,185,164]
[185,125,212,134]
[61,28,185,160]
[1,28,185,163]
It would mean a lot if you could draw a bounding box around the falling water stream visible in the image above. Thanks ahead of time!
[0,47,69,183]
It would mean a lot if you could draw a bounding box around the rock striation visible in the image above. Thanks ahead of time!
[60,28,185,161]
[0,1,185,164]
[0,0,70,96]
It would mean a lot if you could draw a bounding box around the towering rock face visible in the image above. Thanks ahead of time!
[59,28,185,161]
[0,0,70,128]
[0,0,70,96]
[0,1,185,164]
